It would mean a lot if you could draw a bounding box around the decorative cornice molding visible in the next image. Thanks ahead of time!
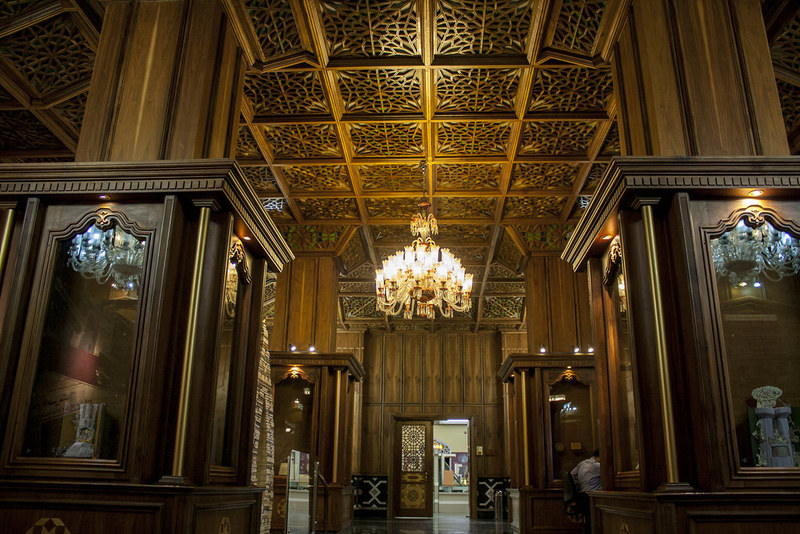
[0,159,294,271]
[562,156,800,270]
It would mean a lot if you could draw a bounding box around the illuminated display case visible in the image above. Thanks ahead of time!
[562,157,800,533]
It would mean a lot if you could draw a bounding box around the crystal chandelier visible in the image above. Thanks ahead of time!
[375,164,473,319]
[67,223,146,293]
[711,218,800,287]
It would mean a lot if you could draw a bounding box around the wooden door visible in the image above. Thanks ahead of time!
[392,420,433,518]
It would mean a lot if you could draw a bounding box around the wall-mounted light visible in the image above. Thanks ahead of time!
[587,346,594,353]
[309,345,316,352]
[289,344,297,352]
[539,346,546,353]
[573,346,580,353]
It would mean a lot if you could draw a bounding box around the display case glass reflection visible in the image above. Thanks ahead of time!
[22,220,147,460]
[274,371,315,477]
[709,213,800,468]
[549,370,593,481]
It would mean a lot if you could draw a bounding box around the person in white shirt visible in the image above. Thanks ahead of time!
[569,449,600,533]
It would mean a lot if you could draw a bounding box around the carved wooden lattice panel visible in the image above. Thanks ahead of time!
[436,197,496,218]
[246,0,303,57]
[515,223,575,251]
[372,224,416,243]
[482,296,524,319]
[509,163,580,190]
[340,231,367,272]
[436,224,491,242]
[296,198,359,219]
[359,164,424,191]
[503,196,566,219]
[263,124,342,158]
[496,232,523,271]
[244,71,329,115]
[518,121,597,155]
[601,122,621,156]
[236,126,263,159]
[365,197,423,218]
[770,9,800,74]
[528,68,613,113]
[349,123,424,156]
[0,110,66,150]
[242,166,280,195]
[437,122,511,155]
[1,0,51,17]
[401,424,425,472]
[436,69,519,112]
[339,69,422,114]
[283,165,352,192]
[436,163,502,190]
[485,281,527,294]
[320,0,419,57]
[435,0,532,55]
[549,0,605,55]
[54,92,88,134]
[583,163,607,191]
[338,281,375,294]
[342,296,383,319]
[282,225,345,250]
[0,15,95,95]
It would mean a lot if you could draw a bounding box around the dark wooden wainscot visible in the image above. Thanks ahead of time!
[0,160,293,533]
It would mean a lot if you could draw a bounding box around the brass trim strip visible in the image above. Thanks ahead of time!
[642,205,679,483]
[172,206,211,476]
[0,208,15,284]
[521,369,530,486]
[332,368,342,482]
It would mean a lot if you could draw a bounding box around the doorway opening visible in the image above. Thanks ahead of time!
[433,419,470,516]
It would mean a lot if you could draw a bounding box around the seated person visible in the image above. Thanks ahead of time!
[569,449,600,530]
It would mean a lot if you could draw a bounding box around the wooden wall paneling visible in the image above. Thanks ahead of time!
[363,333,383,404]
[526,256,550,351]
[483,332,501,404]
[575,270,593,350]
[381,405,402,475]
[443,333,464,405]
[383,334,403,404]
[360,404,382,474]
[532,368,546,488]
[549,257,580,351]
[311,256,339,353]
[729,0,791,155]
[484,404,505,476]
[402,333,423,405]
[462,404,483,475]
[464,333,483,404]
[501,331,528,360]
[110,3,183,160]
[423,333,442,406]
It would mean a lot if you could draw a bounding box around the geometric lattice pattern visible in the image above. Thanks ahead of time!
[482,296,524,319]
[401,424,426,472]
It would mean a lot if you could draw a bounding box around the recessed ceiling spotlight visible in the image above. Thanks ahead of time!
[748,190,763,197]
[243,235,252,241]
[99,194,109,200]
[601,234,613,240]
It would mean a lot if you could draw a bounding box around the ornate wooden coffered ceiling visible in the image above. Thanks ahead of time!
[1,0,799,332]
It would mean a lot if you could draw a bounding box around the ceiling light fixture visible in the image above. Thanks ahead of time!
[748,190,764,197]
[375,162,473,319]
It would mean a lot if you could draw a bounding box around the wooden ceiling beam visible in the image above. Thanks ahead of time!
[0,0,63,39]
[68,1,103,51]
[248,111,609,125]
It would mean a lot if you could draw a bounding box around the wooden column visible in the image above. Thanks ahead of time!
[271,255,339,353]
[76,0,255,161]
[614,0,789,156]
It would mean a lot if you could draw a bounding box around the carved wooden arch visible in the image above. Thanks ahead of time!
[49,206,154,245]
[703,204,800,239]
[549,366,593,387]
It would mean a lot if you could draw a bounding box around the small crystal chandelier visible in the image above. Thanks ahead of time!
[375,163,473,319]
[67,223,146,294]
[711,218,800,287]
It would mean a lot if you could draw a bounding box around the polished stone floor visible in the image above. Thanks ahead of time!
[345,515,512,534]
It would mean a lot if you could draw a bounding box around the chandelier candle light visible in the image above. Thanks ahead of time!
[375,171,473,319]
